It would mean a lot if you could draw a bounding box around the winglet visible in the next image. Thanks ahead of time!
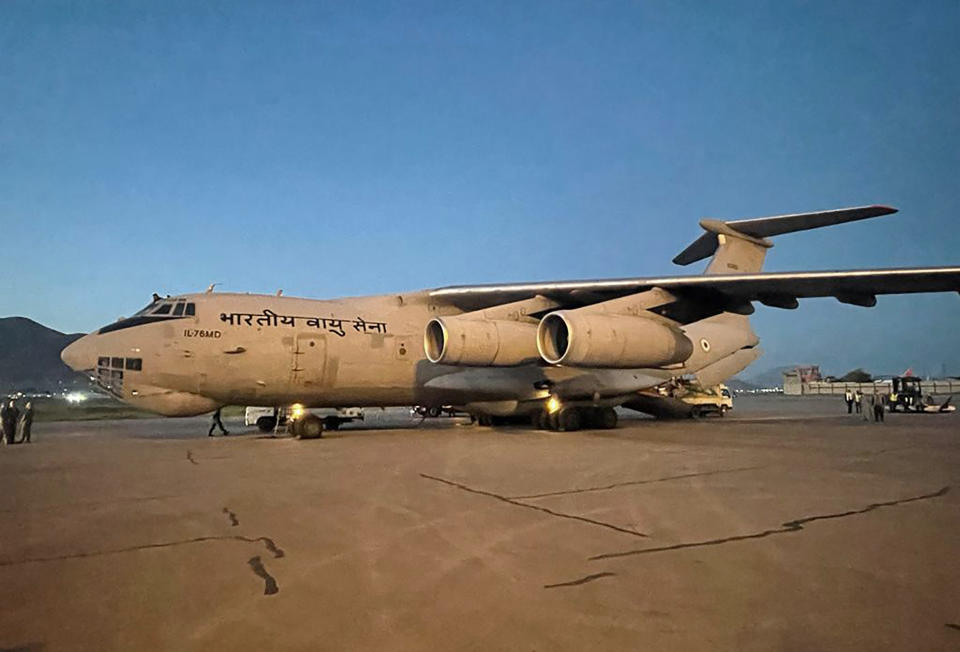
[673,205,898,266]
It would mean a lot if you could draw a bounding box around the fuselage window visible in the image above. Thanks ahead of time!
[111,357,124,369]
[125,358,142,371]
[185,303,196,316]
[98,356,110,368]
[173,302,185,316]
[153,303,172,315]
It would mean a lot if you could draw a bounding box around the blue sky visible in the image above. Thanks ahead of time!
[1,0,958,376]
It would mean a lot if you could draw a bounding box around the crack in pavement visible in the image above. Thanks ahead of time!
[510,466,763,500]
[421,473,647,538]
[186,450,199,465]
[0,534,285,567]
[248,555,279,595]
[544,572,616,589]
[222,507,239,527]
[589,486,950,561]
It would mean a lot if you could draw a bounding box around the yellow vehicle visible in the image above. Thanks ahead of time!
[677,383,734,418]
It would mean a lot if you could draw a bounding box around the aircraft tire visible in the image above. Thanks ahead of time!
[296,415,324,439]
[558,407,581,432]
[545,411,560,431]
[531,410,548,430]
[690,406,702,420]
[427,406,442,418]
[477,414,493,427]
[256,416,277,433]
[598,407,618,429]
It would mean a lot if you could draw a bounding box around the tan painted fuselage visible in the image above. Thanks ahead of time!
[62,287,757,417]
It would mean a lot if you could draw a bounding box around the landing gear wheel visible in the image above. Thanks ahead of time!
[598,407,618,429]
[256,416,277,433]
[426,406,442,418]
[558,407,582,432]
[546,411,560,431]
[531,411,546,429]
[477,414,493,427]
[294,415,324,439]
[719,405,727,418]
[690,406,702,420]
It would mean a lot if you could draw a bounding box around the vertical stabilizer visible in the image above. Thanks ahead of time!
[672,205,898,276]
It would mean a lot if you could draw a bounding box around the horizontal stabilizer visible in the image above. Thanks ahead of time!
[673,205,897,266]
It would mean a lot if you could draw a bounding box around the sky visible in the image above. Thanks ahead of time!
[1,0,958,377]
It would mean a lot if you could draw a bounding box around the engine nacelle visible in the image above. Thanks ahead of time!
[424,316,540,366]
[537,311,693,368]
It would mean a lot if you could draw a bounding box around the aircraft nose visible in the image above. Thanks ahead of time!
[61,335,97,372]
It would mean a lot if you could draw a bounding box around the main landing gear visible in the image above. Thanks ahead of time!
[476,406,618,432]
[288,414,324,439]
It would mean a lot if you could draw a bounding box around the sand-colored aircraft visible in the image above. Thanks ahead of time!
[62,206,960,435]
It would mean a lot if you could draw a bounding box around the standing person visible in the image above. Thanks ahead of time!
[871,391,886,423]
[2,400,19,445]
[844,388,854,414]
[0,401,7,446]
[854,389,863,415]
[16,402,33,443]
[208,407,229,437]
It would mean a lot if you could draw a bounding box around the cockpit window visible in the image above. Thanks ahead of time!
[153,303,172,315]
[173,302,185,316]
[133,301,159,317]
[185,303,196,316]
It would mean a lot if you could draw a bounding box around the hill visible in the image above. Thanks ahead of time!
[0,317,86,393]
[725,378,759,392]
[739,365,798,389]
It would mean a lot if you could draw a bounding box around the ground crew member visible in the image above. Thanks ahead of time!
[844,389,854,414]
[16,402,33,444]
[2,400,19,445]
[0,401,7,445]
[854,389,863,414]
[871,391,886,423]
[208,407,229,437]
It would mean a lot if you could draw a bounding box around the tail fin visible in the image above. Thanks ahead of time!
[673,205,898,275]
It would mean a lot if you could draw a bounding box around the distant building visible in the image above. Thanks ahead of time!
[782,365,822,395]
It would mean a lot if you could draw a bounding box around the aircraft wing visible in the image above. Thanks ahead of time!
[429,266,960,314]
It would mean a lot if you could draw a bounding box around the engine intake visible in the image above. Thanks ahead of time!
[424,317,540,366]
[537,311,693,368]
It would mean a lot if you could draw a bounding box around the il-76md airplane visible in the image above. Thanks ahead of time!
[61,206,960,436]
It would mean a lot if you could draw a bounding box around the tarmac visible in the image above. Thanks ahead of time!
[1,396,958,651]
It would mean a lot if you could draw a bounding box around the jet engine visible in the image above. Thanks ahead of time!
[424,316,540,366]
[537,311,693,368]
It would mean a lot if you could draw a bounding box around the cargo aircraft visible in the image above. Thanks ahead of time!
[61,206,960,436]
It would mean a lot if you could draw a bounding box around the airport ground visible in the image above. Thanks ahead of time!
[1,397,958,651]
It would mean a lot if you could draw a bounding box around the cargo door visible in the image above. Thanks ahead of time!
[291,333,327,388]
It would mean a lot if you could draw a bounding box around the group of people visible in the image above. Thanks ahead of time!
[1,400,34,444]
[844,388,886,422]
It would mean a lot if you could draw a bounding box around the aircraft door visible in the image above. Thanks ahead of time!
[291,333,327,388]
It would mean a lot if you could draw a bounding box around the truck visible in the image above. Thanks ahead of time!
[657,381,733,418]
[244,406,364,432]
[887,377,955,413]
